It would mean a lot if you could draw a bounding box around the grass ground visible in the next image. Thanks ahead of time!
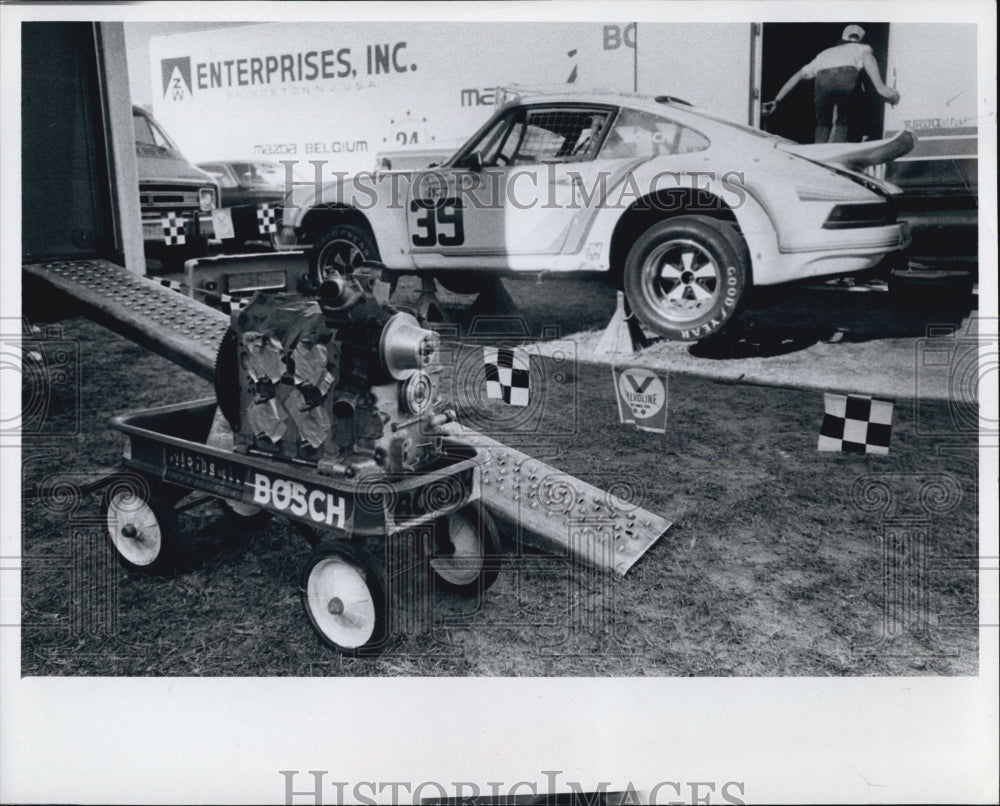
[19,279,979,677]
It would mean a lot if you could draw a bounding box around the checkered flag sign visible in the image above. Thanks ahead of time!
[161,212,186,246]
[156,278,184,294]
[219,294,251,316]
[257,204,278,234]
[818,393,894,455]
[483,346,530,406]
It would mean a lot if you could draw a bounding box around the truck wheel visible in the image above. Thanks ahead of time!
[301,540,389,655]
[308,223,380,288]
[623,216,749,341]
[101,473,180,574]
[421,505,502,596]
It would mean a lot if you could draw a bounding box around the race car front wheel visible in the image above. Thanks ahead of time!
[308,222,380,288]
[624,216,749,341]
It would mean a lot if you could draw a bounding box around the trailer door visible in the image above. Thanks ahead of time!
[759,22,890,144]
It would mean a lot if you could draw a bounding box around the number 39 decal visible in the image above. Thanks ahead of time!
[410,197,465,247]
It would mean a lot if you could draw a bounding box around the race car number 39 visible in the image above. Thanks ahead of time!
[251,472,348,530]
[410,197,465,247]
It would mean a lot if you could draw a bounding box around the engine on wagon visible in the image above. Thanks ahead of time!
[214,269,452,477]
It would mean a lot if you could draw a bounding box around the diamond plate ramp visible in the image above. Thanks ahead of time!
[443,425,670,576]
[24,260,227,380]
[23,259,670,574]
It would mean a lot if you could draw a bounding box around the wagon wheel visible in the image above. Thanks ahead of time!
[421,504,502,596]
[300,540,389,656]
[101,472,181,574]
[217,498,272,531]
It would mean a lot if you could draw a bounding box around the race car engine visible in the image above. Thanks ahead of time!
[215,270,451,476]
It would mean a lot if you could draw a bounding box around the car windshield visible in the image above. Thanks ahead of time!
[230,162,287,187]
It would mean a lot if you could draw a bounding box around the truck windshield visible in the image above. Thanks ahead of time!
[133,111,177,150]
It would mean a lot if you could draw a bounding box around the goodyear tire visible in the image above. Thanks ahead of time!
[101,473,180,575]
[301,540,389,656]
[308,222,380,288]
[623,216,749,341]
[421,505,502,596]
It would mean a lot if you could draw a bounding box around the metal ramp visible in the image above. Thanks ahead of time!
[23,259,227,381]
[442,425,670,576]
[22,259,670,575]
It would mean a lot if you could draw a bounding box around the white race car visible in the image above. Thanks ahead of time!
[276,89,914,340]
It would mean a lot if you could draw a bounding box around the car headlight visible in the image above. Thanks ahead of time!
[199,187,217,212]
[274,225,298,249]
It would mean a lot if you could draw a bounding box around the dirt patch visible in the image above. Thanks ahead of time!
[435,277,978,401]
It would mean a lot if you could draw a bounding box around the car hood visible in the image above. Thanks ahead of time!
[136,145,216,185]
[777,130,917,171]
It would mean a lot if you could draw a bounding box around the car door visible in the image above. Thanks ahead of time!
[407,104,616,267]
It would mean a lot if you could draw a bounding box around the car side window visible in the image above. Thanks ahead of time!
[508,108,611,164]
[463,106,612,167]
[602,108,710,158]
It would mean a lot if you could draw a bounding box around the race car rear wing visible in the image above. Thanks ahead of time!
[778,129,918,172]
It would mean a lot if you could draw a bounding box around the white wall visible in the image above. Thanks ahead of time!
[147,21,753,172]
[637,23,752,122]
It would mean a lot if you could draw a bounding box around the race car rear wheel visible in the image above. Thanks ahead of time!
[308,222,380,288]
[624,216,749,341]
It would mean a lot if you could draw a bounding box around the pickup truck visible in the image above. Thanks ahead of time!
[133,106,218,272]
